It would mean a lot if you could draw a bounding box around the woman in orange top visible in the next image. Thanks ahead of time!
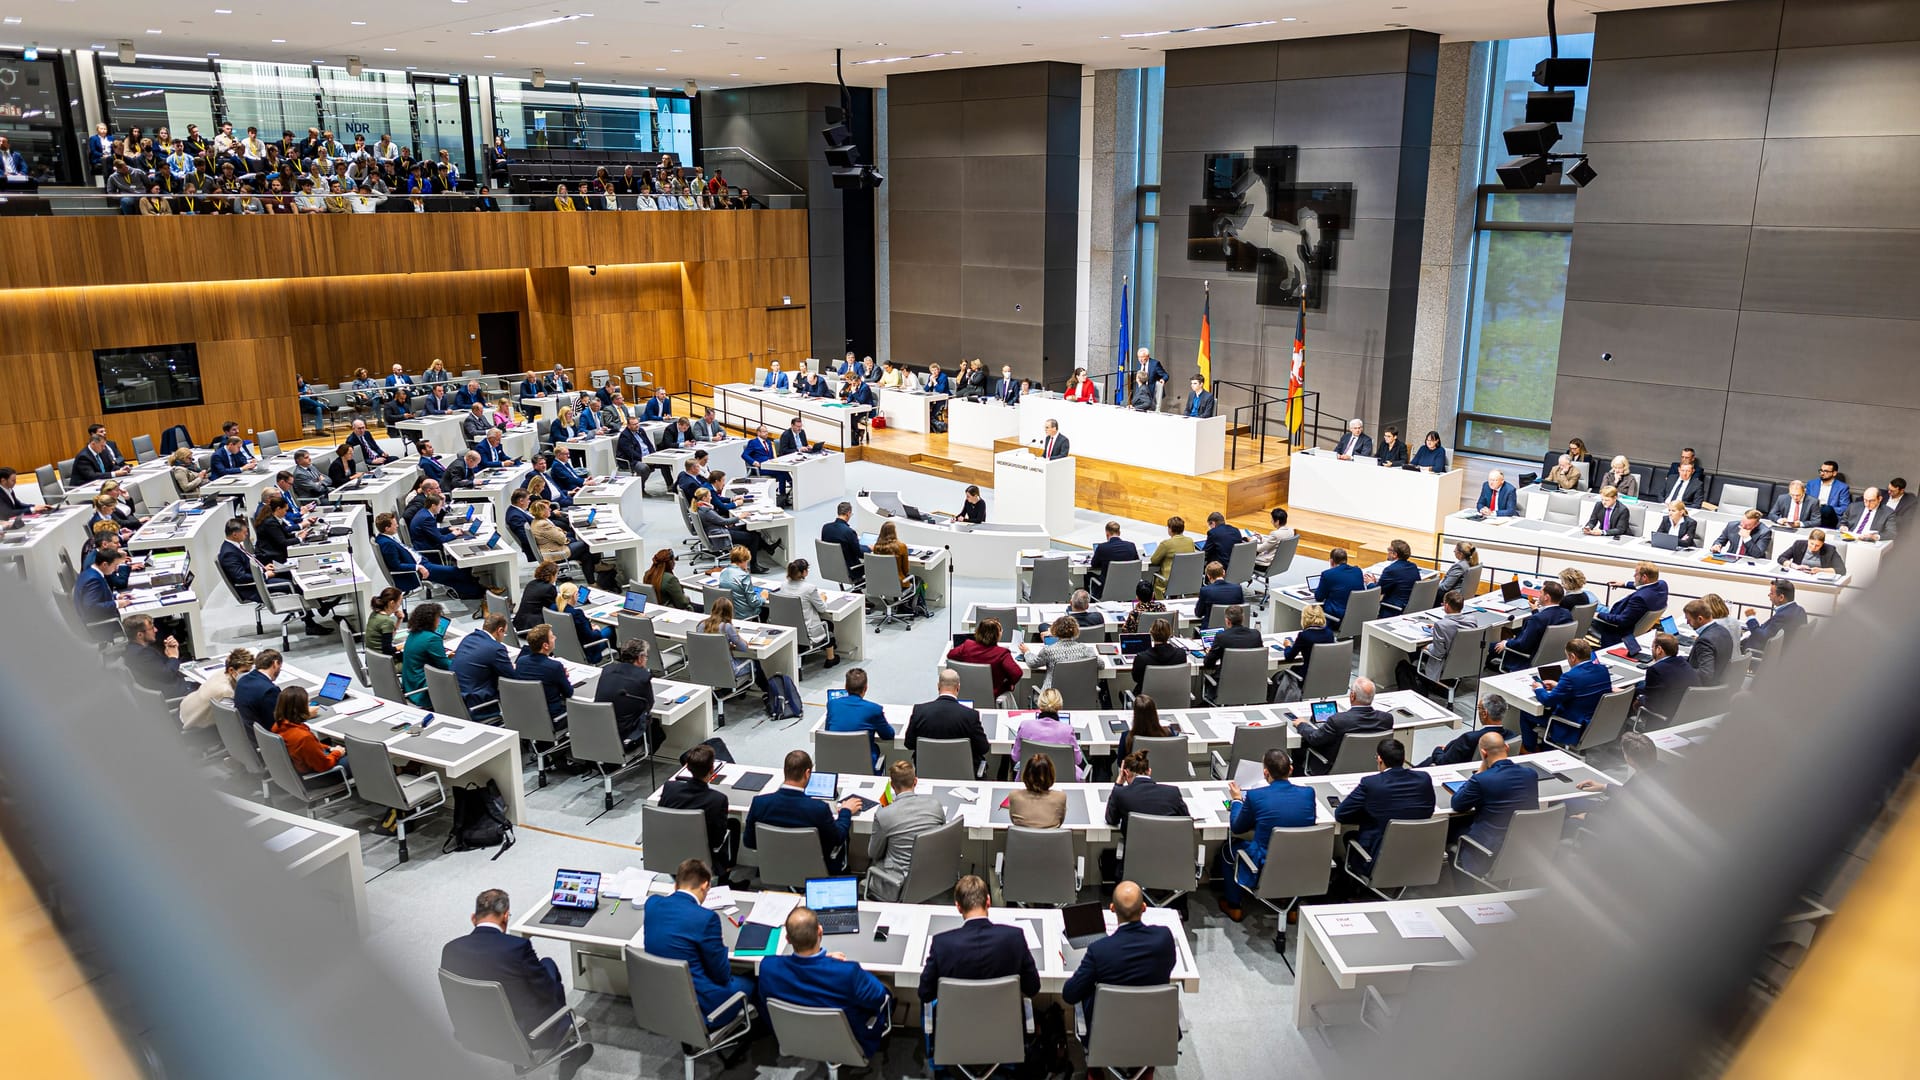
[272,687,348,777]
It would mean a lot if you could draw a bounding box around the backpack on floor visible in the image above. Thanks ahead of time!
[764,673,803,721]
[444,779,516,859]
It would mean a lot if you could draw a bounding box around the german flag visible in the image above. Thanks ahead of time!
[1195,282,1211,386]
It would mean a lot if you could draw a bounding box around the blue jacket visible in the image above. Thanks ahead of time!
[1744,601,1807,650]
[1807,476,1850,520]
[643,890,751,1024]
[1062,920,1176,1028]
[1313,562,1366,620]
[1336,766,1439,867]
[417,455,447,485]
[1202,524,1241,567]
[438,926,569,1050]
[1534,658,1612,739]
[455,385,487,408]
[824,693,895,772]
[72,566,120,630]
[477,440,512,468]
[514,648,572,719]
[1194,579,1245,625]
[546,457,586,494]
[1596,580,1670,647]
[1088,538,1139,585]
[1503,604,1572,669]
[745,786,853,873]
[1411,444,1448,471]
[451,631,514,713]
[218,540,262,603]
[210,445,254,479]
[1450,758,1541,872]
[1418,726,1513,768]
[422,391,452,415]
[1475,482,1517,517]
[821,519,868,579]
[918,918,1038,1005]
[1377,558,1421,612]
[1640,655,1697,717]
[410,506,465,554]
[927,372,952,395]
[375,533,430,591]
[844,383,876,407]
[757,951,890,1057]
[1229,779,1315,868]
[743,437,776,470]
[642,396,674,422]
[233,669,280,730]
[761,370,790,390]
[1185,390,1216,419]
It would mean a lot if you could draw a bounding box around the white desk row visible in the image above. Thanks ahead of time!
[220,792,368,934]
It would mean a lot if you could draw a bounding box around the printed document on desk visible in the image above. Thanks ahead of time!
[1319,913,1377,936]
[1387,907,1445,939]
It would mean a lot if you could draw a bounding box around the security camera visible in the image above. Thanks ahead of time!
[684,79,698,96]
[1600,351,1614,363]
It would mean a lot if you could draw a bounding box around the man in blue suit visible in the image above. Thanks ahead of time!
[209,435,257,479]
[407,493,473,561]
[440,889,592,1078]
[1312,547,1366,626]
[1711,509,1772,559]
[1742,578,1807,652]
[1684,599,1737,687]
[1336,737,1438,873]
[823,668,894,773]
[415,440,448,486]
[344,419,390,467]
[1371,539,1423,614]
[1062,881,1176,1033]
[455,379,487,409]
[1193,561,1245,626]
[821,502,869,587]
[760,360,790,390]
[1591,561,1668,649]
[742,424,786,498]
[477,430,518,469]
[1201,511,1241,567]
[1085,520,1138,595]
[1449,732,1540,875]
[993,364,1021,405]
[1489,580,1572,673]
[1474,469,1518,517]
[1637,632,1696,721]
[643,858,756,1028]
[744,750,865,873]
[641,387,675,423]
[1217,749,1316,920]
[758,907,891,1057]
[451,614,515,719]
[422,384,453,415]
[614,416,660,485]
[233,650,284,731]
[514,625,573,723]
[920,875,1040,1061]
[1526,638,1611,751]
[72,549,130,636]
[530,454,580,507]
[1807,459,1850,528]
[1184,377,1217,419]
[383,363,413,395]
[1418,698,1514,767]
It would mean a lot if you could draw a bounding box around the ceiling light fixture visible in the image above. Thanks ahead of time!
[383,47,396,51]
[351,20,366,26]
[2,16,22,24]
[271,38,286,43]
[144,28,163,34]
[850,50,957,65]
[1119,19,1276,39]
[476,13,593,36]
[212,7,231,13]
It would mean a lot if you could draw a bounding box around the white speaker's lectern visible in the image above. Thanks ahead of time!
[993,448,1075,537]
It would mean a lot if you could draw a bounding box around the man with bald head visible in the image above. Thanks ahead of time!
[1063,881,1177,1033]
[755,905,892,1057]
[1447,731,1541,876]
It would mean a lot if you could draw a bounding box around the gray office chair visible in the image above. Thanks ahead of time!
[1418,623,1494,706]
[950,660,1014,711]
[256,429,282,458]
[1357,964,1456,1034]
[248,559,308,650]
[256,726,354,815]
[130,434,157,462]
[1503,619,1578,673]
[343,734,446,863]
[767,592,829,667]
[1098,559,1143,603]
[425,664,482,721]
[211,699,270,800]
[1458,564,1485,599]
[915,737,978,782]
[1542,492,1582,525]
[1718,482,1763,510]
[338,621,372,687]
[624,948,755,1080]
[1313,729,1391,777]
[1047,657,1102,711]
[1133,735,1195,780]
[641,803,718,875]
[1457,803,1566,889]
[766,997,886,1080]
[1025,556,1072,604]
[996,825,1083,906]
[1197,604,1226,630]
[34,464,64,503]
[864,553,917,630]
[1208,724,1292,781]
[570,698,654,810]
[929,976,1030,1080]
[1243,824,1338,962]
[1204,647,1271,707]
[686,630,757,723]
[1548,685,1636,755]
[1330,586,1381,640]
[1250,535,1300,598]
[367,652,407,704]
[618,613,686,676]
[975,604,1023,644]
[56,457,76,485]
[1083,984,1182,1080]
[1224,542,1257,587]
[1120,813,1203,907]
[1391,576,1440,618]
[439,969,589,1078]
[540,607,595,664]
[1134,663,1193,709]
[896,817,967,904]
[1345,815,1448,899]
[499,676,570,788]
[1163,551,1205,599]
[814,538,863,592]
[815,729,880,777]
[1280,637,1354,702]
[753,823,831,890]
[1568,600,1600,637]
[1018,739,1077,781]
[1668,681,1737,725]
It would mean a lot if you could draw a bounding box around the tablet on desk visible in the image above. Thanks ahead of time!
[1443,780,1469,796]
[804,771,839,799]
[1536,663,1563,683]
[1309,700,1338,724]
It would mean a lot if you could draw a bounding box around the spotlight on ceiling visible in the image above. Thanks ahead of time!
[1497,0,1596,191]
[118,39,136,64]
[531,67,546,88]
[1566,157,1598,188]
[347,56,363,77]
[1503,121,1560,158]
[1496,155,1557,191]
[1525,90,1575,124]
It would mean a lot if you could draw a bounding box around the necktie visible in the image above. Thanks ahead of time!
[1670,478,1684,502]
[1792,498,1802,523]
[1045,437,1054,458]
[1602,507,1612,531]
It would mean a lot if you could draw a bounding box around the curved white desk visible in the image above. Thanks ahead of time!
[855,492,1047,580]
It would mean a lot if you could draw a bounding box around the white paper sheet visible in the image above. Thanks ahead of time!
[424,724,489,745]
[746,892,800,927]
[1387,907,1445,939]
[264,826,315,853]
[701,885,737,910]
[1462,901,1517,925]
[1318,913,1377,936]
[330,695,383,716]
[987,910,1041,948]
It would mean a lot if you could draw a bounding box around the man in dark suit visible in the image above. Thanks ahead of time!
[1184,377,1216,419]
[615,416,662,486]
[1201,511,1241,567]
[123,613,194,697]
[1419,696,1514,767]
[821,501,869,587]
[71,549,128,635]
[442,451,482,492]
[415,441,448,486]
[660,743,740,874]
[918,874,1040,1035]
[1849,485,1898,541]
[1742,578,1807,653]
[477,430,518,469]
[744,750,865,873]
[1200,604,1263,675]
[1526,638,1612,751]
[1776,530,1845,573]
[1583,488,1633,537]
[1061,881,1176,1033]
[1637,632,1697,722]
[1086,520,1139,595]
[1683,599,1736,687]
[233,649,284,730]
[1591,561,1668,649]
[595,639,662,750]
[423,384,453,415]
[904,670,990,777]
[994,365,1021,405]
[1294,676,1393,774]
[756,908,892,1058]
[1103,749,1190,882]
[1335,737,1437,873]
[642,858,756,1028]
[1474,470,1518,517]
[1489,580,1571,673]
[1770,480,1816,528]
[1193,561,1244,626]
[440,889,592,1078]
[513,626,573,722]
[451,615,515,719]
[1312,547,1366,625]
[641,388,675,423]
[1371,539,1422,615]
[1333,418,1372,460]
[1040,419,1070,461]
[778,416,824,456]
[71,428,130,484]
[1711,509,1772,558]
[1656,461,1706,508]
[0,467,50,519]
[1449,732,1541,876]
[343,419,390,467]
[210,435,258,479]
[461,402,493,441]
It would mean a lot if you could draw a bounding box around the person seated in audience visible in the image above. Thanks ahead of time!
[1370,539,1421,615]
[661,744,741,875]
[1313,546,1366,627]
[406,492,478,562]
[1489,580,1571,673]
[513,624,573,723]
[699,597,768,692]
[1428,543,1475,602]
[88,494,134,544]
[529,499,593,575]
[0,466,50,519]
[363,588,403,658]
[1583,486,1633,537]
[71,426,131,484]
[1201,604,1264,684]
[122,613,194,698]
[954,484,986,524]
[919,873,1042,1066]
[824,667,892,773]
[1635,632,1696,723]
[1591,561,1668,649]
[1062,881,1176,1036]
[210,434,256,479]
[745,750,864,874]
[1216,748,1316,921]
[1130,617,1187,696]
[946,618,1022,705]
[251,493,307,569]
[642,858,756,1034]
[1194,561,1245,626]
[1063,590,1103,633]
[1805,459,1850,527]
[1683,598,1736,688]
[1449,732,1540,874]
[1525,639,1610,751]
[905,668,991,776]
[487,396,516,430]
[1776,527,1843,574]
[593,638,661,751]
[1407,429,1448,473]
[1375,425,1409,467]
[777,415,825,456]
[1647,500,1700,552]
[441,889,593,1080]
[878,360,908,389]
[994,751,1066,831]
[399,602,450,708]
[344,417,389,467]
[1117,577,1167,636]
[420,382,452,417]
[773,557,838,666]
[1658,460,1706,508]
[1598,454,1638,497]
[180,647,253,733]
[1146,516,1196,599]
[1103,750,1188,880]
[1019,616,1098,696]
[641,548,696,611]
[641,387,675,423]
[757,907,891,1057]
[1704,591,1741,655]
[1420,696,1512,767]
[1085,519,1139,595]
[1474,469,1518,517]
[760,359,791,391]
[1294,677,1392,774]
[1712,508,1773,558]
[1202,511,1242,568]
[477,428,519,469]
[866,759,948,901]
[1252,508,1297,572]
[1545,453,1583,490]
[553,581,612,663]
[1329,733,1438,885]
[271,686,346,778]
[1015,688,1087,780]
[1558,568,1594,609]
[231,648,286,732]
[1278,603,1337,691]
[1334,417,1372,460]
[1849,485,1897,541]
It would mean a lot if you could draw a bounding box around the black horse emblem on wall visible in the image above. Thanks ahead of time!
[1186,146,1354,311]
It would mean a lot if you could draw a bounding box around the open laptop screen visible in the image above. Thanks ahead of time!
[550,869,601,910]
[803,876,859,912]
[316,672,351,705]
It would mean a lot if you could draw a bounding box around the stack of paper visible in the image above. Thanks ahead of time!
[600,867,668,900]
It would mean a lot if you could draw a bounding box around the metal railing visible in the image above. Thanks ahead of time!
[1217,382,1323,469]
[698,147,807,195]
[0,185,804,216]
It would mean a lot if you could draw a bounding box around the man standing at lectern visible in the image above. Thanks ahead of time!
[1041,420,1071,461]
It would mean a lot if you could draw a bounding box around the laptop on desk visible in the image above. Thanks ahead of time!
[1649,530,1680,551]
[311,672,353,716]
[538,869,602,928]
[1063,901,1109,950]
[804,876,863,936]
